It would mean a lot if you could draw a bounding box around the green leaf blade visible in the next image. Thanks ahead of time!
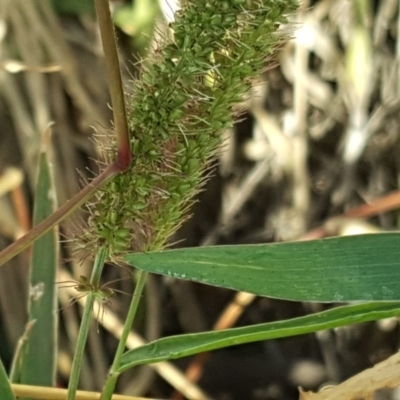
[0,359,15,400]
[119,302,400,372]
[125,234,400,302]
[19,148,58,388]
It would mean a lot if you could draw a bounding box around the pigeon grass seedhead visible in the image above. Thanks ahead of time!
[82,0,298,260]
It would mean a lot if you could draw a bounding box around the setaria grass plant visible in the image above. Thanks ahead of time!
[3,2,400,399]
[75,1,298,399]
[66,0,297,400]
[0,1,298,399]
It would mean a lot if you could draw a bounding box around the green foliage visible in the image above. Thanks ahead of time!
[119,302,400,371]
[126,233,400,301]
[19,148,58,388]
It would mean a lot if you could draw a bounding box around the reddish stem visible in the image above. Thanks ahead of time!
[95,0,132,171]
[0,163,120,268]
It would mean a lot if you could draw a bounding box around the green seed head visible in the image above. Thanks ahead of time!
[84,0,298,260]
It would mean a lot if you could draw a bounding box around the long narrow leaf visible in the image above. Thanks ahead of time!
[19,143,58,387]
[0,358,15,400]
[125,234,400,302]
[119,302,400,372]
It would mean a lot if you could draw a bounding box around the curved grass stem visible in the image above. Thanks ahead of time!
[67,246,108,400]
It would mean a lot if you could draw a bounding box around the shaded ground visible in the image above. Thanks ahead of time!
[1,0,400,399]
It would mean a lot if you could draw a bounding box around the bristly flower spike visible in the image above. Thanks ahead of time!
[83,0,298,259]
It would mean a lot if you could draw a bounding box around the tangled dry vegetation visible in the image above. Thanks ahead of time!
[1,0,400,399]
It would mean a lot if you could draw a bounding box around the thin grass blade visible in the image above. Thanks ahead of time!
[119,302,400,371]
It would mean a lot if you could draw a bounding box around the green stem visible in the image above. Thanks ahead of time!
[101,270,148,400]
[0,162,119,268]
[67,246,108,400]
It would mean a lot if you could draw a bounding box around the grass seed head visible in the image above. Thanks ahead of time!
[83,0,298,259]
